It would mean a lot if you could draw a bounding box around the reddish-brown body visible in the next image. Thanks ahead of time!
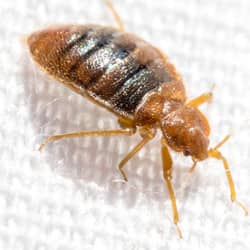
[27,3,247,237]
[28,24,185,117]
[28,24,209,159]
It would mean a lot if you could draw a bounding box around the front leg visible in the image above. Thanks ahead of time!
[208,135,248,216]
[161,138,182,238]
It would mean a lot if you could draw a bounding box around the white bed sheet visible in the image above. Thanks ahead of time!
[0,0,250,249]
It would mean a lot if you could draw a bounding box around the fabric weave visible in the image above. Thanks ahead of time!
[0,0,249,249]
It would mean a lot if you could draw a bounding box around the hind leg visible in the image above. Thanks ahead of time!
[104,0,126,31]
[38,129,135,151]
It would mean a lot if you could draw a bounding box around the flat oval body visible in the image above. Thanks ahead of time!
[28,24,182,119]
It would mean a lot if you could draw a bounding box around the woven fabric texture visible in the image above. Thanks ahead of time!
[1,0,250,249]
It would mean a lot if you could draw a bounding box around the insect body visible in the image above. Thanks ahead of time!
[27,1,247,238]
[29,25,182,122]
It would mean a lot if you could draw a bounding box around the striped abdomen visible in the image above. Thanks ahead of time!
[28,24,180,118]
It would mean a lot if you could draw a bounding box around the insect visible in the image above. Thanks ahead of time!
[27,0,247,237]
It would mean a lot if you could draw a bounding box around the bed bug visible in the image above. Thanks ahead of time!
[27,0,247,237]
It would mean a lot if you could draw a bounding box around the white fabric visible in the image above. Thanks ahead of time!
[1,0,250,249]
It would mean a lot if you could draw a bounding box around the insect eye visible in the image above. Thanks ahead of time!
[183,150,190,156]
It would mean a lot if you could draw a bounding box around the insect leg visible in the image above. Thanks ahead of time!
[186,84,215,107]
[208,135,248,216]
[186,92,213,107]
[117,117,135,129]
[104,0,126,31]
[161,138,182,238]
[38,129,135,152]
[118,128,155,181]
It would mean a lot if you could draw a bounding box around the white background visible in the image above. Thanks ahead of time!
[0,0,250,249]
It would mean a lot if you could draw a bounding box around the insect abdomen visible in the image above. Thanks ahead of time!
[28,25,176,116]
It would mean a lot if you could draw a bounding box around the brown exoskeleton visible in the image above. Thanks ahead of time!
[26,0,248,238]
